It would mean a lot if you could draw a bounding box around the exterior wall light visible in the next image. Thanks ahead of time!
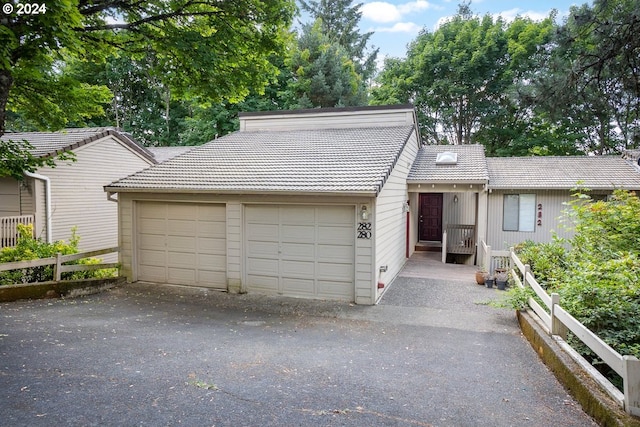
[453,195,459,203]
[360,205,369,221]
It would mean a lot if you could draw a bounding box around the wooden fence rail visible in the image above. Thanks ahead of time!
[0,246,119,282]
[481,241,640,416]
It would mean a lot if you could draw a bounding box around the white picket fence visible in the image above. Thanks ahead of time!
[480,241,640,416]
[0,215,34,248]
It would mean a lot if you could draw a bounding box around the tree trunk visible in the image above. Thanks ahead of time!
[0,69,14,137]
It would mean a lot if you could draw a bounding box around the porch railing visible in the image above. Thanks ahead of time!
[1,215,34,248]
[442,224,476,262]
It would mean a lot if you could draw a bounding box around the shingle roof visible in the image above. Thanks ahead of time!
[407,144,489,183]
[147,146,196,163]
[1,127,155,162]
[486,156,640,190]
[106,126,416,195]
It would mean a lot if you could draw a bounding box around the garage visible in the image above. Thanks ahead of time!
[245,205,355,300]
[136,202,226,288]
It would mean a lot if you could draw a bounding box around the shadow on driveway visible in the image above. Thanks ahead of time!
[0,255,598,426]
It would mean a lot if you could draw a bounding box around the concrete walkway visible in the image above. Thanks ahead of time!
[0,253,598,426]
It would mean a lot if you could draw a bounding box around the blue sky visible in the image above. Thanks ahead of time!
[355,0,583,60]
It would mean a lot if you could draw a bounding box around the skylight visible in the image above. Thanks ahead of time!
[436,151,457,165]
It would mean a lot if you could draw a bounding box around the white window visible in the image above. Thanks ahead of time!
[503,194,536,232]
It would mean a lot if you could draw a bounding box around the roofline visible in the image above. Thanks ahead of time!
[488,185,640,191]
[238,104,415,118]
[103,187,378,197]
[407,179,489,185]
[6,128,157,164]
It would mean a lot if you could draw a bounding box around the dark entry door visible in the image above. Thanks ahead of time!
[419,193,443,241]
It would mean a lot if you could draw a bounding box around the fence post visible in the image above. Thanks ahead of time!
[54,253,62,281]
[623,355,640,416]
[550,293,567,339]
[485,244,492,272]
[523,264,531,287]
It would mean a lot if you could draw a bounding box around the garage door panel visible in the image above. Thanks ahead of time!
[317,244,353,262]
[138,218,166,234]
[281,260,314,277]
[197,254,226,269]
[198,237,226,254]
[281,224,315,241]
[317,206,353,224]
[247,223,279,241]
[282,277,314,296]
[137,202,226,289]
[138,249,165,266]
[246,274,278,292]
[247,258,278,276]
[317,262,353,281]
[317,280,352,299]
[281,206,315,223]
[318,225,353,244]
[281,242,314,259]
[168,267,196,283]
[246,241,279,258]
[246,205,278,222]
[167,219,197,235]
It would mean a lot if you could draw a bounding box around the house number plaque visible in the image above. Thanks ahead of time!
[357,222,372,239]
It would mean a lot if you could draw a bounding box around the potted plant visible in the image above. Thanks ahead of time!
[484,273,495,289]
[495,271,508,290]
[475,267,487,285]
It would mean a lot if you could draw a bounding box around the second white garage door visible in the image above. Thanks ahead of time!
[136,202,226,289]
[245,205,355,300]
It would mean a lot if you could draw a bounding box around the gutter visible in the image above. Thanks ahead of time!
[23,171,52,243]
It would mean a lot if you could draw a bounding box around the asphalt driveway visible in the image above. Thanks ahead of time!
[0,271,597,426]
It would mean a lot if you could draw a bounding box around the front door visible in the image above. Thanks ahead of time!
[419,193,443,241]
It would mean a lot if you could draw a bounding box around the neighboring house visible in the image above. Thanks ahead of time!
[485,155,640,250]
[106,105,421,305]
[147,146,196,163]
[0,128,155,251]
[104,105,640,304]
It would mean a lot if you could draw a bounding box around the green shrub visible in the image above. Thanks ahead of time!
[514,238,568,290]
[0,224,116,285]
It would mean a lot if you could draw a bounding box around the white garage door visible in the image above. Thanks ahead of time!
[245,205,355,300]
[136,202,226,289]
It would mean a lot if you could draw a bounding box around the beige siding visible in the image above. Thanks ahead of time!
[36,136,153,252]
[32,179,46,240]
[374,132,420,297]
[486,189,580,249]
[0,177,20,216]
[442,192,476,228]
[19,178,35,216]
[117,193,379,304]
[240,108,416,132]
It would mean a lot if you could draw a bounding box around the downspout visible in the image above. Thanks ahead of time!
[23,171,51,243]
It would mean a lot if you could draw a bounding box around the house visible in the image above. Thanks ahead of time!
[0,127,156,250]
[105,105,421,305]
[104,105,640,304]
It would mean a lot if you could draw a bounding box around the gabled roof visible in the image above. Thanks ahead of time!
[106,126,416,195]
[487,156,640,190]
[147,146,196,163]
[0,127,155,163]
[407,144,489,183]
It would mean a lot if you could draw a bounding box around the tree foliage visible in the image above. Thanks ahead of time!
[0,0,296,137]
[371,5,555,151]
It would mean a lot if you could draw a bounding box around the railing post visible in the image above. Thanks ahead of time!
[485,244,491,272]
[523,264,531,287]
[623,355,640,416]
[441,230,447,263]
[54,253,62,281]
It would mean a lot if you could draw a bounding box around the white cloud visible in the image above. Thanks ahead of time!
[362,1,436,24]
[493,8,551,23]
[375,22,422,33]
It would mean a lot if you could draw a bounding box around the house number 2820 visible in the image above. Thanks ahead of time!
[357,222,372,239]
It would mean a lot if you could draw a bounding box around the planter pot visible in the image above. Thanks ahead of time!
[496,280,507,291]
[485,279,495,289]
[475,271,486,285]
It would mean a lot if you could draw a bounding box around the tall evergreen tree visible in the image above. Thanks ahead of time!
[299,0,378,86]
